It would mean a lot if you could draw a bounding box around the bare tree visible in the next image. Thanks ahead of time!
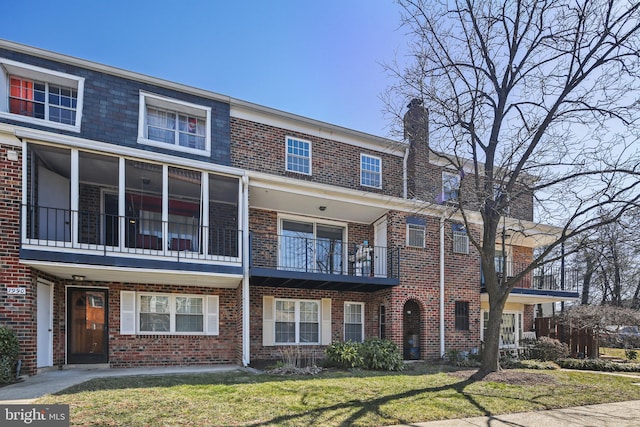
[383,0,640,372]
[576,210,640,306]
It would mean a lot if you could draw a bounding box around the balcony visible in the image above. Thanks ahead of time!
[481,260,580,303]
[249,232,400,292]
[20,204,242,278]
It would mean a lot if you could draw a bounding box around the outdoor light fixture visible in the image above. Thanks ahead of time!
[319,206,326,211]
[72,275,85,281]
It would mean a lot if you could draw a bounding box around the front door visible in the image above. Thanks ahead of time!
[37,281,53,368]
[373,218,387,277]
[67,288,108,364]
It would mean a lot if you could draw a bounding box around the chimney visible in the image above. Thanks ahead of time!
[403,99,429,199]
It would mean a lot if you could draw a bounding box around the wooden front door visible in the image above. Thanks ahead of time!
[67,288,108,364]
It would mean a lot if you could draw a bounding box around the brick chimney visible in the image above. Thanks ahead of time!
[404,99,429,199]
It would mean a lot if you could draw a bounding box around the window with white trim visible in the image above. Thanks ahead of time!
[285,136,311,175]
[442,171,460,203]
[275,299,320,344]
[119,291,218,335]
[344,302,364,342]
[452,223,469,254]
[360,154,381,188]
[406,217,426,248]
[138,92,211,155]
[0,58,84,132]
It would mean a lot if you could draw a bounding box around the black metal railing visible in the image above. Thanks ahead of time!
[22,205,241,261]
[249,232,400,279]
[482,260,579,292]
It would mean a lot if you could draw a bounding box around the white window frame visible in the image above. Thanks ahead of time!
[134,292,218,335]
[137,91,212,156]
[0,58,84,132]
[344,302,365,342]
[481,310,523,349]
[285,136,312,175]
[274,298,320,345]
[406,223,425,248]
[360,154,382,188]
[442,171,460,203]
[452,225,469,254]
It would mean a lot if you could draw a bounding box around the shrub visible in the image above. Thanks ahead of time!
[502,359,560,370]
[625,349,638,361]
[0,326,19,384]
[530,337,569,361]
[557,358,640,372]
[359,339,404,371]
[325,339,404,371]
[325,341,363,369]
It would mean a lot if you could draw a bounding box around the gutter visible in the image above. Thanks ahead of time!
[440,215,445,357]
[403,146,409,199]
[242,175,250,367]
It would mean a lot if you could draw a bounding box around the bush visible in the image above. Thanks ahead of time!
[529,337,569,361]
[557,358,640,372]
[0,326,19,384]
[502,359,560,370]
[325,341,363,369]
[325,339,404,371]
[625,349,638,361]
[359,339,404,371]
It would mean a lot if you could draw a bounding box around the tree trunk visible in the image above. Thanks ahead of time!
[480,292,508,372]
[581,254,594,305]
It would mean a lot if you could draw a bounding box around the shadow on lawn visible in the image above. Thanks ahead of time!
[247,372,492,427]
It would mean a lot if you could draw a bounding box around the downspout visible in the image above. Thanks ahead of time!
[440,214,445,357]
[403,146,409,199]
[242,175,250,367]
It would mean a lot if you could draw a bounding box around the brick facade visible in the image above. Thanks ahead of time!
[0,42,561,376]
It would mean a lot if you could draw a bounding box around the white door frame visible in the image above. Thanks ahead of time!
[37,279,54,368]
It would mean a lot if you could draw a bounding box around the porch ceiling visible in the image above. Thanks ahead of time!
[249,186,388,224]
[23,261,242,288]
[481,289,579,305]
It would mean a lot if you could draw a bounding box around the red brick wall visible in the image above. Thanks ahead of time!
[46,280,242,368]
[0,143,38,375]
[231,117,404,197]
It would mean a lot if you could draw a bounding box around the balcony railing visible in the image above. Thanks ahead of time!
[483,260,579,292]
[249,232,400,279]
[22,205,241,262]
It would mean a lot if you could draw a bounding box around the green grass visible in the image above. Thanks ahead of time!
[601,347,637,360]
[36,364,640,427]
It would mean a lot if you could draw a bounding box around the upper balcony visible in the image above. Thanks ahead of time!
[21,204,243,285]
[20,143,244,287]
[481,260,580,304]
[249,232,400,292]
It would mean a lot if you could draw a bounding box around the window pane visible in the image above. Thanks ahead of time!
[276,300,295,322]
[408,225,425,247]
[345,324,362,342]
[361,155,381,187]
[140,313,170,332]
[176,314,203,332]
[176,297,203,314]
[299,322,319,343]
[286,138,311,174]
[140,295,169,313]
[275,321,296,343]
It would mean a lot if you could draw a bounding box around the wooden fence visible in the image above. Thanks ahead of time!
[535,317,598,358]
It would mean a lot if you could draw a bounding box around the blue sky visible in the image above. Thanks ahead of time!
[0,1,408,137]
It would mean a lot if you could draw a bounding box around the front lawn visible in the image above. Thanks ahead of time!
[37,364,640,426]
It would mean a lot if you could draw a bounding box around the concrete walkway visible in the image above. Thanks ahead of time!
[1,366,640,426]
[0,364,243,404]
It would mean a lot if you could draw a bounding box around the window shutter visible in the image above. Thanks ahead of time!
[263,296,275,346]
[120,291,136,335]
[206,295,219,336]
[321,298,332,345]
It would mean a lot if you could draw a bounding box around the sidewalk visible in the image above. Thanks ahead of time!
[389,399,640,426]
[1,366,639,426]
[0,364,243,404]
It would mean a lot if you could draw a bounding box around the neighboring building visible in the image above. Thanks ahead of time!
[0,40,578,376]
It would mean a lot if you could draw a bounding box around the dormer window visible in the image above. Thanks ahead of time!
[0,58,84,132]
[138,92,211,156]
